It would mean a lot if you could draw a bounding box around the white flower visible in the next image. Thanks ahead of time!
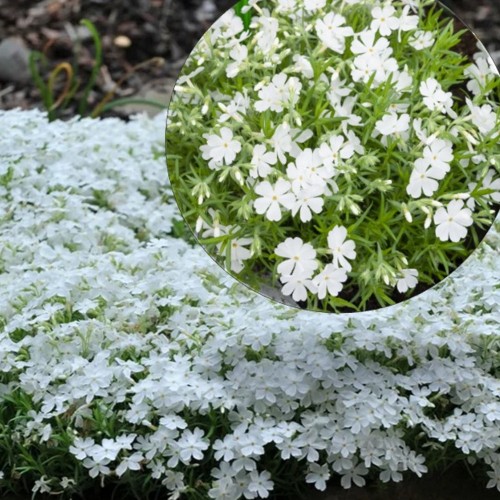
[32,475,52,494]
[402,0,421,11]
[327,226,356,271]
[226,43,248,78]
[345,129,365,155]
[218,91,250,123]
[200,127,242,169]
[249,144,277,178]
[421,139,453,178]
[396,268,419,293]
[340,462,368,488]
[397,6,419,32]
[69,437,95,460]
[280,273,318,302]
[350,30,390,57]
[351,50,398,86]
[177,427,209,464]
[466,98,497,136]
[304,0,326,13]
[247,470,274,498]
[371,5,399,36]
[312,264,348,299]
[465,55,497,96]
[394,67,413,92]
[406,159,440,198]
[287,148,331,191]
[419,78,456,117]
[211,10,244,41]
[291,185,325,222]
[375,112,410,137]
[315,13,354,53]
[254,14,279,54]
[434,199,473,242]
[255,79,283,113]
[255,73,302,113]
[332,96,365,128]
[254,179,295,221]
[60,477,76,489]
[327,71,352,107]
[486,463,500,491]
[318,135,355,170]
[229,237,253,273]
[292,54,314,79]
[115,452,144,477]
[270,123,294,164]
[286,159,311,192]
[479,169,500,203]
[83,458,111,479]
[409,30,434,50]
[275,237,318,277]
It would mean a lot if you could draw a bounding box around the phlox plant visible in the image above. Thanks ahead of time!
[166,0,500,313]
[1,109,500,499]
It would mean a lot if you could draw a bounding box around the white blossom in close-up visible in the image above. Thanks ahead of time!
[274,237,318,277]
[253,179,295,221]
[396,268,419,293]
[327,226,357,271]
[201,127,242,169]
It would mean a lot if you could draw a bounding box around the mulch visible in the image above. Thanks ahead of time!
[0,0,233,119]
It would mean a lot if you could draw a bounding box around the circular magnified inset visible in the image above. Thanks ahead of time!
[166,0,500,313]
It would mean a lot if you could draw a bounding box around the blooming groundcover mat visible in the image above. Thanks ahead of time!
[166,0,500,313]
[0,109,499,498]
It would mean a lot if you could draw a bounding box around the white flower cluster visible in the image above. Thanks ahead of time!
[1,109,500,499]
[169,0,500,308]
[274,227,357,302]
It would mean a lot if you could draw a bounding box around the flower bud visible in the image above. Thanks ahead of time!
[195,216,204,233]
[350,202,361,216]
[358,154,379,168]
[461,130,479,146]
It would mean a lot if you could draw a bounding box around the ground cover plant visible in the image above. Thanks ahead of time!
[166,0,500,313]
[0,109,499,499]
